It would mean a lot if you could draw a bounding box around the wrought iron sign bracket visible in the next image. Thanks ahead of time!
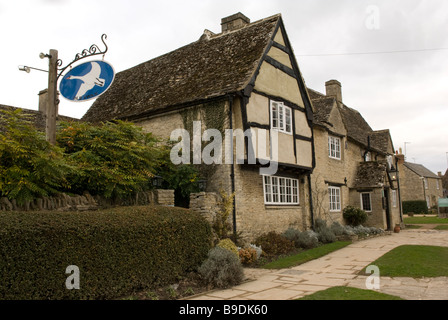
[56,34,109,81]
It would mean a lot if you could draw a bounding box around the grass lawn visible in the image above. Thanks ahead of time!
[298,286,403,300]
[434,225,448,230]
[404,224,422,229]
[403,216,448,224]
[361,245,448,278]
[262,241,351,269]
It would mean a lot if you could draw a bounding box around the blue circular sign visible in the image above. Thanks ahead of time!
[59,60,115,102]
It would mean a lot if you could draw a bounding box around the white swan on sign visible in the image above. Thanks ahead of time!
[66,62,105,100]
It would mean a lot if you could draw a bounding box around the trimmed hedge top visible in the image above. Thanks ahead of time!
[402,200,428,214]
[0,206,212,300]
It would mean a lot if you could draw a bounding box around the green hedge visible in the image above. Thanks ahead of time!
[0,206,212,300]
[402,200,428,214]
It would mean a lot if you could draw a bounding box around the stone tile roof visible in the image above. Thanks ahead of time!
[338,104,373,146]
[404,162,440,179]
[0,105,77,131]
[82,14,281,123]
[307,88,391,154]
[309,98,335,126]
[370,129,393,154]
[352,160,387,188]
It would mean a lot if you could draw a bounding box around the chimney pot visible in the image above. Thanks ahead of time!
[396,148,405,165]
[38,89,48,115]
[221,12,250,33]
[325,79,342,103]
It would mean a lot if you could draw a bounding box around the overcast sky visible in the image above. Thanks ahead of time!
[1,0,447,174]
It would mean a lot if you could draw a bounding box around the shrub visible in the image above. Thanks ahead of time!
[212,190,235,240]
[198,247,244,289]
[353,225,384,236]
[0,109,72,204]
[314,219,336,244]
[402,201,428,214]
[57,120,162,199]
[295,230,319,249]
[254,231,295,256]
[0,206,212,299]
[217,238,239,257]
[249,244,263,260]
[282,228,302,247]
[330,221,346,236]
[239,247,258,265]
[343,206,368,226]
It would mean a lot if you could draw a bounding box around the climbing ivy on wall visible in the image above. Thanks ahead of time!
[179,100,227,137]
[179,99,228,182]
[202,100,227,135]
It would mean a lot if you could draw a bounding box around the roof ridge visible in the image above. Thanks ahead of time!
[372,129,390,133]
[209,13,281,40]
[404,162,440,178]
[83,13,280,122]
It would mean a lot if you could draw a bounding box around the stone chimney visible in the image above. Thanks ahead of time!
[38,89,48,115]
[325,80,342,103]
[221,12,250,33]
[438,171,442,177]
[396,148,405,165]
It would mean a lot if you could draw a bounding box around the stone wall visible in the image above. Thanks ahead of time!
[399,164,425,202]
[0,189,174,212]
[233,165,311,242]
[154,189,175,207]
[189,192,220,224]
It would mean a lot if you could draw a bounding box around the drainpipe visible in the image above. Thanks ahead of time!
[395,157,403,223]
[228,94,237,240]
[307,173,315,230]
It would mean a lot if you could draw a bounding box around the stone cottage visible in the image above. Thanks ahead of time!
[396,153,444,210]
[82,13,315,241]
[308,80,402,230]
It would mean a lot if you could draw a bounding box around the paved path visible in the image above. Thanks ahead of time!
[187,229,448,300]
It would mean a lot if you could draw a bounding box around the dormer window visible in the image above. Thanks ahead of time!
[328,136,341,160]
[270,100,292,134]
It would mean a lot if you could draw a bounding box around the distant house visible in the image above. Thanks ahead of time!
[308,80,402,230]
[83,13,315,241]
[397,157,443,209]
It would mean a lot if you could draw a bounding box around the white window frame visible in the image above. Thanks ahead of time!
[263,175,299,205]
[270,100,292,135]
[365,152,371,162]
[436,179,440,190]
[328,186,341,212]
[328,136,341,160]
[360,192,372,212]
[391,190,397,208]
[423,177,428,189]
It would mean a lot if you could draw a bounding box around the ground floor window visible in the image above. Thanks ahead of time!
[328,186,341,212]
[360,192,372,212]
[263,175,299,205]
